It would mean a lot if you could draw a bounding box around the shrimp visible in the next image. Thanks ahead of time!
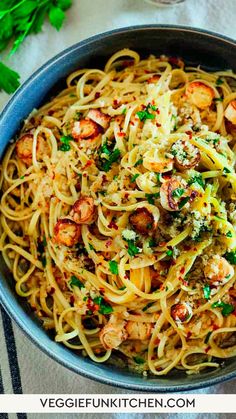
[143,154,173,173]
[160,176,191,211]
[15,133,49,165]
[99,315,153,350]
[224,100,236,125]
[171,139,200,171]
[54,219,81,247]
[129,207,155,235]
[171,302,192,323]
[204,255,234,286]
[185,81,214,109]
[99,315,128,350]
[87,109,111,129]
[70,196,95,224]
[71,119,101,141]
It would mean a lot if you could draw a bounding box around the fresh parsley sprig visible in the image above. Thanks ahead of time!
[0,0,72,95]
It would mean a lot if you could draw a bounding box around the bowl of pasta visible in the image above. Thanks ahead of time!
[1,25,236,392]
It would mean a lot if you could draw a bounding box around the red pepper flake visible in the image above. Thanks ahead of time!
[130,120,134,126]
[99,287,105,295]
[105,239,113,248]
[144,70,151,74]
[156,123,161,128]
[70,295,75,305]
[113,99,119,108]
[108,220,118,230]
[205,346,211,353]
[154,338,160,345]
[122,60,134,68]
[83,160,93,170]
[48,110,55,116]
[162,173,172,180]
[159,241,167,247]
[186,331,192,341]
[151,355,156,360]
[212,324,219,330]
[95,92,101,99]
[31,306,37,312]
[124,193,129,199]
[183,245,191,251]
[180,267,185,274]
[156,108,160,115]
[83,173,87,177]
[48,287,55,295]
[102,174,107,184]
[124,275,128,279]
[118,132,125,137]
[186,130,193,139]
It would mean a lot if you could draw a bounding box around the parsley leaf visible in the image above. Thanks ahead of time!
[127,240,140,257]
[187,174,205,189]
[145,193,160,204]
[103,148,121,172]
[49,5,65,31]
[142,302,154,312]
[225,250,236,265]
[216,77,224,86]
[93,296,113,314]
[178,196,190,209]
[69,275,85,289]
[0,62,20,94]
[212,301,234,316]
[130,174,140,183]
[172,188,184,198]
[133,356,145,364]
[137,104,156,122]
[203,284,211,300]
[134,158,143,167]
[109,260,118,275]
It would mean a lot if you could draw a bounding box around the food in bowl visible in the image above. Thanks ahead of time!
[1,48,236,377]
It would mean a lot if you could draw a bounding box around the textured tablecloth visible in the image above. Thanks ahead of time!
[0,0,236,418]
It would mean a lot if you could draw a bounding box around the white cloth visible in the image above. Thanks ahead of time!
[0,0,236,417]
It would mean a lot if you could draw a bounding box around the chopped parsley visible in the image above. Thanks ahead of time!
[216,77,224,86]
[142,302,154,312]
[133,356,145,364]
[225,250,236,265]
[166,249,173,257]
[187,174,205,189]
[212,301,234,316]
[172,188,185,198]
[130,174,140,183]
[149,238,157,248]
[203,284,211,300]
[109,260,118,275]
[59,135,73,151]
[134,158,143,167]
[223,167,231,174]
[136,104,156,122]
[178,196,190,209]
[121,107,127,115]
[226,231,233,238]
[69,275,85,289]
[93,296,113,314]
[127,240,140,257]
[145,193,160,204]
[204,331,212,344]
[103,148,121,172]
[214,97,223,102]
[89,243,95,251]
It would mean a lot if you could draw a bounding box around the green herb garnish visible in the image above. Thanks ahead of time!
[109,260,118,275]
[204,331,212,344]
[203,284,211,300]
[89,243,95,251]
[133,356,145,364]
[225,250,236,265]
[149,238,157,248]
[226,231,233,238]
[172,188,185,198]
[93,296,113,314]
[223,167,231,174]
[166,249,173,257]
[142,302,154,312]
[134,158,143,167]
[187,174,205,189]
[69,275,85,289]
[137,104,156,122]
[178,196,190,209]
[127,240,140,257]
[0,0,72,94]
[145,193,160,204]
[216,77,224,86]
[212,301,234,316]
[130,174,140,183]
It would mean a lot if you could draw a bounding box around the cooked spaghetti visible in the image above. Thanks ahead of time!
[1,49,236,376]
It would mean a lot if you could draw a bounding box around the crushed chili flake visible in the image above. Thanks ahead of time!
[124,193,129,199]
[180,267,185,274]
[212,324,219,330]
[154,338,160,345]
[186,130,193,138]
[105,239,113,248]
[159,241,167,247]
[124,275,128,279]
[162,173,172,180]
[70,295,75,305]
[186,331,192,341]
[95,92,101,99]
[48,287,55,295]
[83,160,93,170]
[156,123,161,128]
[108,220,118,230]
[48,110,55,116]
[118,132,125,137]
[205,346,211,353]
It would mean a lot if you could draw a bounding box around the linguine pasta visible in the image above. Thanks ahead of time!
[1,49,236,376]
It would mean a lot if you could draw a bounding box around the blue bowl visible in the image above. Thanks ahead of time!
[1,25,236,392]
